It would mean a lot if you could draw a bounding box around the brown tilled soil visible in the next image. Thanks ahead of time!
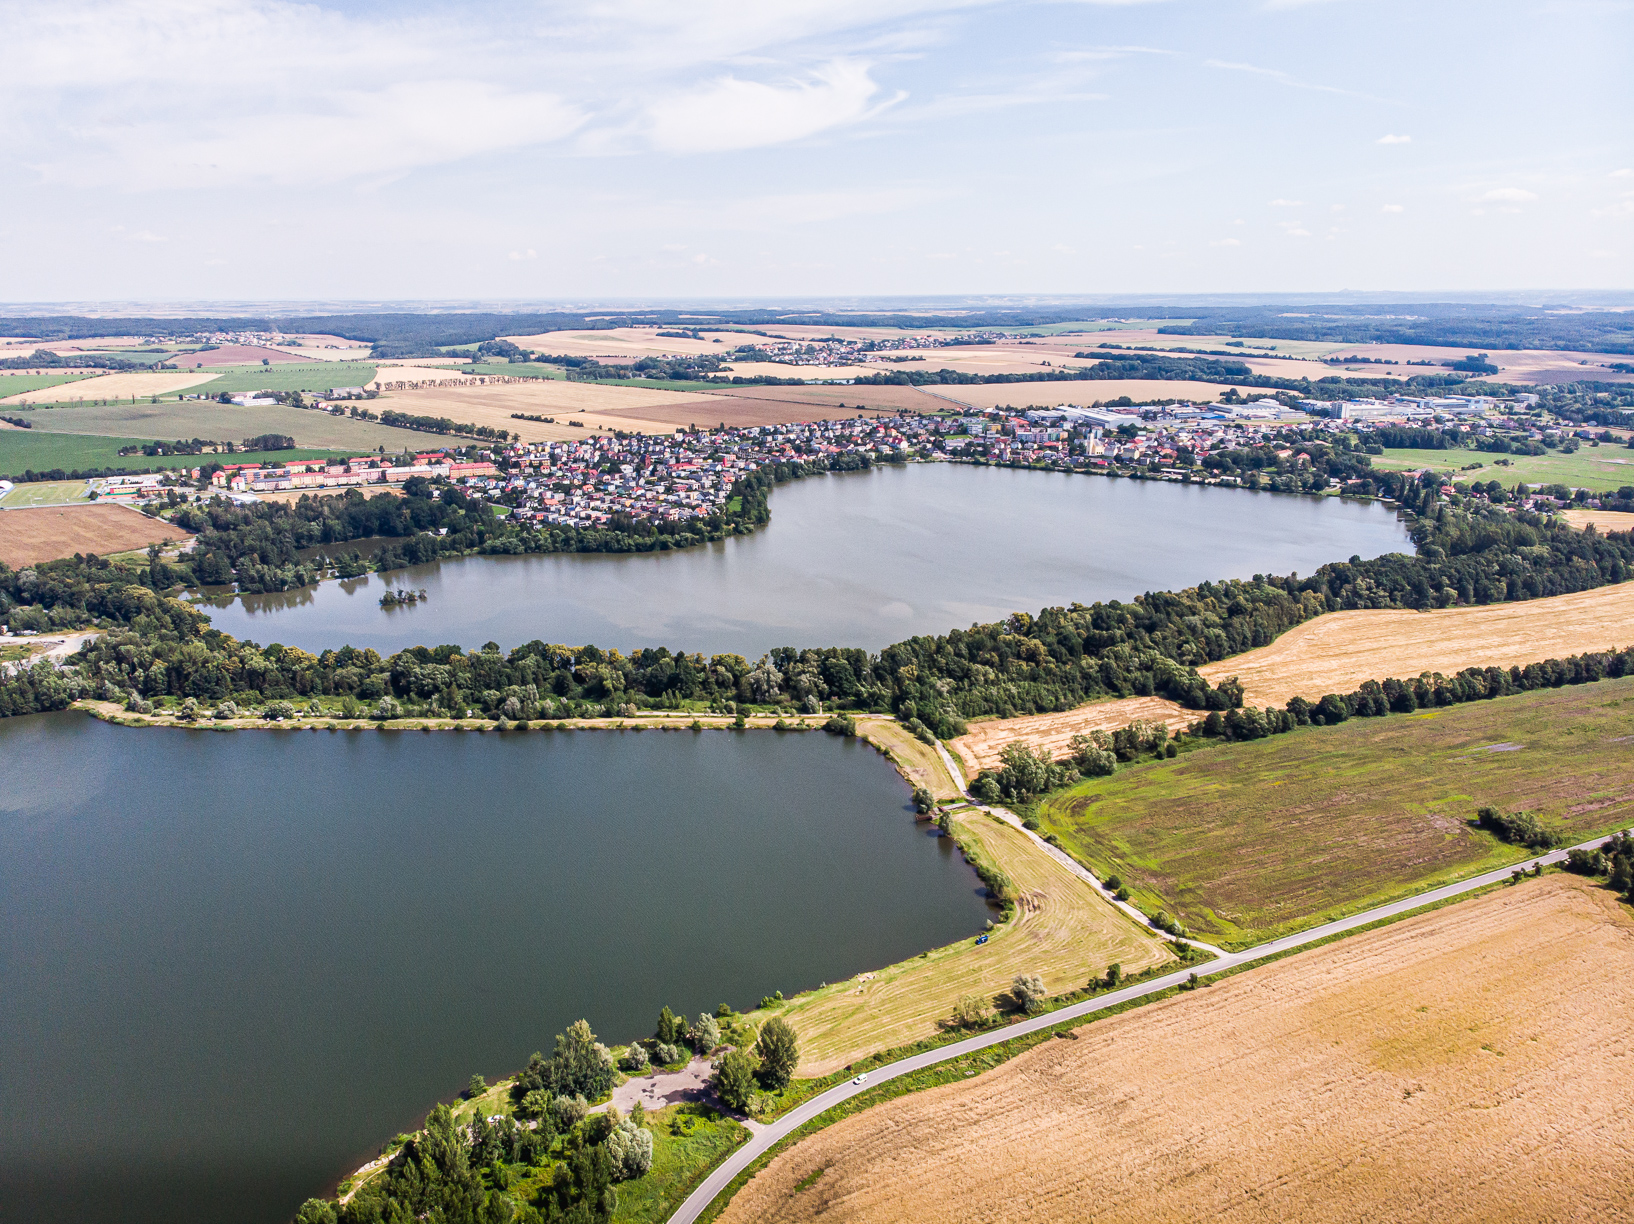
[1199,583,1634,708]
[0,504,191,567]
[721,874,1634,1224]
[949,696,1192,775]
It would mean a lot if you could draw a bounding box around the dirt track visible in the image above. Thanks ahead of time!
[1199,582,1634,708]
[720,874,1634,1224]
[0,504,190,567]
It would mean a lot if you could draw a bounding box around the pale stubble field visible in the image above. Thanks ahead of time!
[721,874,1634,1224]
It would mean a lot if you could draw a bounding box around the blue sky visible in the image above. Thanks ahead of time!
[2,0,1630,302]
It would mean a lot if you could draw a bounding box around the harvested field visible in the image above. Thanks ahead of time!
[374,379,712,442]
[721,874,1634,1224]
[502,326,746,358]
[0,503,190,567]
[701,384,945,415]
[1199,582,1634,708]
[1564,508,1634,533]
[774,808,1171,1076]
[717,361,882,381]
[186,344,306,366]
[949,696,1191,776]
[635,395,901,430]
[1034,678,1634,946]
[0,370,218,405]
[928,378,1232,412]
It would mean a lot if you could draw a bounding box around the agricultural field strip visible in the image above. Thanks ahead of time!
[666,826,1625,1224]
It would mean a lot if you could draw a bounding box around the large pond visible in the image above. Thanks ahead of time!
[197,465,1411,658]
[0,714,988,1224]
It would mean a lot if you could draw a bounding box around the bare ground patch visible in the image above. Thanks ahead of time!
[0,504,191,567]
[721,874,1634,1224]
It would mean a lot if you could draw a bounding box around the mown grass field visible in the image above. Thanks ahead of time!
[0,478,91,507]
[1033,678,1634,948]
[187,361,378,395]
[1371,445,1634,493]
[9,399,436,451]
[0,372,99,397]
[773,808,1171,1076]
[0,430,369,478]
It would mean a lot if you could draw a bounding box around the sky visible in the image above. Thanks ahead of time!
[1,0,1631,303]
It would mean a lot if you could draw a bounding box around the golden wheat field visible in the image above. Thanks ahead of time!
[720,874,1634,1224]
[930,379,1233,412]
[1198,582,1634,708]
[371,379,715,441]
[774,809,1172,1077]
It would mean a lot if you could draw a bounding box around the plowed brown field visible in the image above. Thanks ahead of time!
[721,874,1634,1224]
[0,504,191,567]
[1199,582,1634,708]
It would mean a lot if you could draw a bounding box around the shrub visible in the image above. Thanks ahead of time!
[1475,806,1560,850]
[1149,911,1185,937]
[711,1049,757,1111]
[655,1005,684,1044]
[620,1044,650,1073]
[180,697,198,720]
[952,994,989,1027]
[551,1094,589,1129]
[823,713,856,736]
[757,992,784,1010]
[372,696,402,721]
[1010,972,1046,1012]
[124,692,153,714]
[606,1119,653,1180]
[911,786,935,814]
[754,1016,799,1091]
[517,1089,552,1120]
[690,1013,720,1055]
[262,700,296,721]
[1104,875,1123,891]
[653,1042,685,1066]
[212,700,238,720]
[1104,963,1123,988]
[1565,848,1607,876]
[971,774,1000,802]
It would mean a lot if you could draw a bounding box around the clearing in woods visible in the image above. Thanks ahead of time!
[0,504,191,568]
[1198,581,1634,709]
[718,874,1634,1224]
[373,379,714,441]
[770,808,1172,1077]
[1032,677,1634,947]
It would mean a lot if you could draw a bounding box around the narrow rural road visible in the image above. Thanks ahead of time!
[669,747,1629,1224]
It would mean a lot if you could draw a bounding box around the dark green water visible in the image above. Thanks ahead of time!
[0,714,989,1224]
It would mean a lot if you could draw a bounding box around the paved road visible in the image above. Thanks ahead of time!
[668,807,1627,1222]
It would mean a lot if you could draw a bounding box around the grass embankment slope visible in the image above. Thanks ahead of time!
[775,808,1172,1077]
[1370,445,1634,493]
[719,873,1634,1224]
[1033,678,1634,948]
[951,581,1634,769]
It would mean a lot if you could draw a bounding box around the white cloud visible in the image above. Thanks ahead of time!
[1205,58,1383,100]
[1210,237,1243,247]
[645,59,882,154]
[1381,203,1405,213]
[1376,133,1411,144]
[1269,198,1304,207]
[508,249,539,260]
[1479,187,1539,203]
[1611,168,1634,178]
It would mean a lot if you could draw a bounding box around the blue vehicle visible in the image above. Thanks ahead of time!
[975,933,989,945]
